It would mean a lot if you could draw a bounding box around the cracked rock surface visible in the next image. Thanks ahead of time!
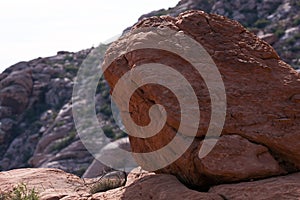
[103,10,300,188]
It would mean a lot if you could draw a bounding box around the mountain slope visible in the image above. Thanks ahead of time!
[0,47,126,176]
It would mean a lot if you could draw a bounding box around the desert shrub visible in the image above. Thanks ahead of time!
[64,54,74,62]
[156,9,168,16]
[291,46,300,52]
[0,183,39,200]
[274,28,285,38]
[254,19,271,28]
[286,37,296,45]
[294,33,300,40]
[101,89,110,99]
[102,125,114,138]
[99,104,112,116]
[74,166,88,177]
[293,16,300,25]
[50,130,76,152]
[64,65,78,74]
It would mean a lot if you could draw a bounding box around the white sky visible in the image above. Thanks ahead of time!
[0,0,179,72]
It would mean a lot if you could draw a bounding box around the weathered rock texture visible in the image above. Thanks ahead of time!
[209,172,300,199]
[0,168,90,200]
[0,168,126,200]
[94,168,223,200]
[1,168,299,200]
[137,0,300,69]
[104,10,300,189]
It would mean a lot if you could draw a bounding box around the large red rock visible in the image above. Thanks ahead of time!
[103,10,300,189]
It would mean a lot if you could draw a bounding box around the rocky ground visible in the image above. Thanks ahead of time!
[0,167,299,200]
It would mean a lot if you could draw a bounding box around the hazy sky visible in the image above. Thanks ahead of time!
[0,0,179,72]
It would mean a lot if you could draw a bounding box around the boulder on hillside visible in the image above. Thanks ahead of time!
[103,10,300,189]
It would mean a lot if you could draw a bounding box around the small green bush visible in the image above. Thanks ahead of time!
[291,46,300,52]
[293,17,300,26]
[274,28,285,38]
[99,104,112,116]
[64,65,78,74]
[254,19,271,28]
[155,9,168,17]
[0,183,39,200]
[96,80,106,93]
[294,33,300,40]
[56,120,65,127]
[286,37,296,45]
[102,125,114,138]
[50,130,76,152]
[101,89,110,99]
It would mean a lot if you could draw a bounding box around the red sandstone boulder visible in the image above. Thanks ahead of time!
[103,10,300,189]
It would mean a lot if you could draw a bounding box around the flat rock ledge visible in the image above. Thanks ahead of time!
[0,168,300,200]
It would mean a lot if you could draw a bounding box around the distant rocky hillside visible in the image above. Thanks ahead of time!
[138,0,300,69]
[0,0,299,177]
[0,46,126,176]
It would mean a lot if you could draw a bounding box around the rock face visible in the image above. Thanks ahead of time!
[96,170,300,200]
[94,168,223,200]
[209,172,300,199]
[0,50,93,175]
[138,0,300,69]
[0,47,126,176]
[103,10,300,189]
